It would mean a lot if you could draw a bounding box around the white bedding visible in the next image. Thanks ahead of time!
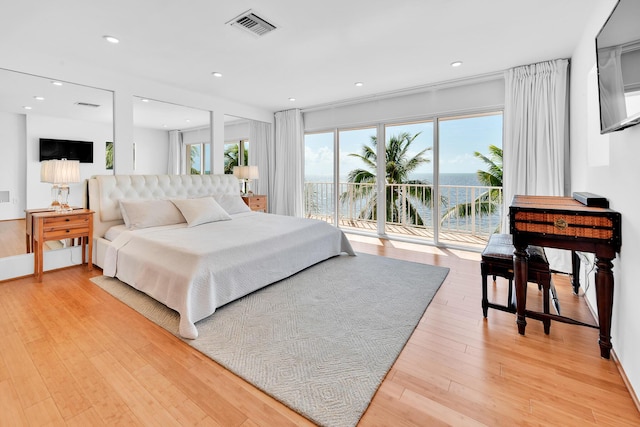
[103,211,354,339]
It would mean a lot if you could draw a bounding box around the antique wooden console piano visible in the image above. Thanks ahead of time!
[509,195,622,359]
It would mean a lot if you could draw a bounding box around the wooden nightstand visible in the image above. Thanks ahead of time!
[31,209,94,281]
[241,194,268,212]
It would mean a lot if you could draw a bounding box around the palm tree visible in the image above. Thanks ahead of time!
[224,144,248,174]
[441,144,503,220]
[341,132,434,226]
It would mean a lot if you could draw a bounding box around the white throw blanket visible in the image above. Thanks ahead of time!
[104,212,354,338]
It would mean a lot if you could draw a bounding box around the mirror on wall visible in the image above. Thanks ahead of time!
[133,96,211,175]
[0,68,113,259]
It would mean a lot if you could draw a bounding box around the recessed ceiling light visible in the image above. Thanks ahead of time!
[451,61,463,67]
[186,119,191,123]
[212,72,223,78]
[162,124,168,128]
[103,35,120,44]
[140,98,150,103]
[51,81,63,86]
[34,96,45,101]
[289,97,296,102]
[355,82,364,87]
[23,106,32,110]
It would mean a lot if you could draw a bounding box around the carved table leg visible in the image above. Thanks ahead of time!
[595,256,614,359]
[513,243,529,335]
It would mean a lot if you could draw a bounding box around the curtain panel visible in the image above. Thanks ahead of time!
[503,58,570,271]
[250,120,273,210]
[272,109,304,217]
[167,130,184,174]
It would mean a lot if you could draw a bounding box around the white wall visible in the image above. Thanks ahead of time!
[133,127,169,174]
[572,0,639,399]
[0,111,26,220]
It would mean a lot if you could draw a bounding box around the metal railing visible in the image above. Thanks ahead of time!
[304,181,503,242]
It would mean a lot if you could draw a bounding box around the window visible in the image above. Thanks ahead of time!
[224,140,249,174]
[303,110,503,249]
[187,143,211,175]
[438,112,503,245]
[338,127,377,227]
[304,132,334,221]
[383,121,434,238]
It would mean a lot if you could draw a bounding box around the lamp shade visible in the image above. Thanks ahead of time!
[233,165,259,180]
[246,165,259,180]
[40,160,55,183]
[49,159,80,184]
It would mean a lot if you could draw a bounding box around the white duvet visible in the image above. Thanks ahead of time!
[103,212,355,339]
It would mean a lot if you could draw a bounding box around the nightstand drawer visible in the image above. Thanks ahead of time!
[242,195,268,212]
[44,227,90,240]
[43,214,91,230]
[249,197,266,208]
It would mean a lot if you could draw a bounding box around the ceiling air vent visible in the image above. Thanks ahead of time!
[75,102,100,108]
[226,10,276,37]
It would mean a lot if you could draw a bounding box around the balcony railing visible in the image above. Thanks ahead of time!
[304,181,503,246]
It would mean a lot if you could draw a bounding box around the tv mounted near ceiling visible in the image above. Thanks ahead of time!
[595,0,640,134]
[39,138,94,163]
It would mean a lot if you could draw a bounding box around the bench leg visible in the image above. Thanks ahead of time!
[542,272,551,334]
[481,263,489,318]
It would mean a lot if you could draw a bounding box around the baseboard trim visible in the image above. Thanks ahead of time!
[612,350,640,412]
[580,284,639,412]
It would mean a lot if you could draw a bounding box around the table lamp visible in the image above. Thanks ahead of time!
[50,159,80,212]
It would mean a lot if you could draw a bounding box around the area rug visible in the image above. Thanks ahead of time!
[90,253,449,427]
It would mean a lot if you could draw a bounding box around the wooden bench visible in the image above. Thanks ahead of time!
[481,233,557,334]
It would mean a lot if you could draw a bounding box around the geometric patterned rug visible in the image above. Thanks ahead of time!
[90,253,449,427]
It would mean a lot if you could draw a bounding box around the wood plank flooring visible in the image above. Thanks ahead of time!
[0,233,638,426]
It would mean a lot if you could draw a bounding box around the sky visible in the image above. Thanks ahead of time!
[305,113,503,179]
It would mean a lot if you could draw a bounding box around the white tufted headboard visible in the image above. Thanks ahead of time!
[87,174,241,238]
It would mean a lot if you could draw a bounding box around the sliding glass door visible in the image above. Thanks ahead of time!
[304,132,335,223]
[437,112,503,248]
[303,111,503,249]
[337,127,377,232]
[383,121,434,242]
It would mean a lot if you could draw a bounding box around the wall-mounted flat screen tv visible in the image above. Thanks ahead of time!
[595,0,640,134]
[39,138,94,163]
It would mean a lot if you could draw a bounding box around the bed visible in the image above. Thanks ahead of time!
[87,174,354,339]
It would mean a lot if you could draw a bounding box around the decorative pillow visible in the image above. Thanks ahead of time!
[119,199,186,229]
[172,197,231,227]
[214,194,252,214]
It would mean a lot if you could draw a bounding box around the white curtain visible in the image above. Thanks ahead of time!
[271,109,304,217]
[503,58,570,271]
[167,130,184,174]
[250,120,273,208]
[597,46,627,130]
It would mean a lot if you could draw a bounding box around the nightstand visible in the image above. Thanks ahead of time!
[31,209,94,281]
[241,194,268,212]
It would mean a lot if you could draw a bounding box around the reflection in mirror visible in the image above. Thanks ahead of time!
[224,115,251,174]
[133,96,211,174]
[0,68,113,259]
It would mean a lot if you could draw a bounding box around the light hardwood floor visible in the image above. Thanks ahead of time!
[0,234,638,426]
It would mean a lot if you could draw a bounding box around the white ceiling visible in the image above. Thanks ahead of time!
[1,0,603,114]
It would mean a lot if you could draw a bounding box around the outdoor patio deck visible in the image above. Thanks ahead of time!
[309,215,489,250]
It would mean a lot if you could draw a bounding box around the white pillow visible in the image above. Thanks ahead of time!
[172,197,231,227]
[119,199,186,229]
[214,194,252,214]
